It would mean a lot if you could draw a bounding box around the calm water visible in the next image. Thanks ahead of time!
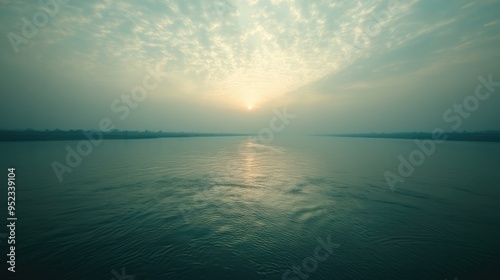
[1,136,499,279]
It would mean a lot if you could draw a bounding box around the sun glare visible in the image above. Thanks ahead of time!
[247,105,253,110]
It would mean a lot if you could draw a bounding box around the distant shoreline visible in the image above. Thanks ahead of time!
[318,131,500,143]
[2,130,500,143]
[0,130,251,142]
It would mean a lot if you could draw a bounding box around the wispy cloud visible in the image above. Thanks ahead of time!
[1,0,499,132]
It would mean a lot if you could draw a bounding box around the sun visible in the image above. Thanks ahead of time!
[247,105,253,110]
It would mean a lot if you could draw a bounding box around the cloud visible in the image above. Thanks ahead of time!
[1,0,499,132]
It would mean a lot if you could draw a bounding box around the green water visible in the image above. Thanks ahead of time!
[0,136,499,279]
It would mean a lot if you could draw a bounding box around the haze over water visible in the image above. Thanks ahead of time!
[1,0,500,279]
[1,136,499,279]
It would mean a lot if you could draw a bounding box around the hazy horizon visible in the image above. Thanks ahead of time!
[2,128,500,133]
[1,1,500,279]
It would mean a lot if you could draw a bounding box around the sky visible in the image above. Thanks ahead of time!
[0,0,499,134]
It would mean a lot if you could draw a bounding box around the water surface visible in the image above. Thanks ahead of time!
[1,136,499,279]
